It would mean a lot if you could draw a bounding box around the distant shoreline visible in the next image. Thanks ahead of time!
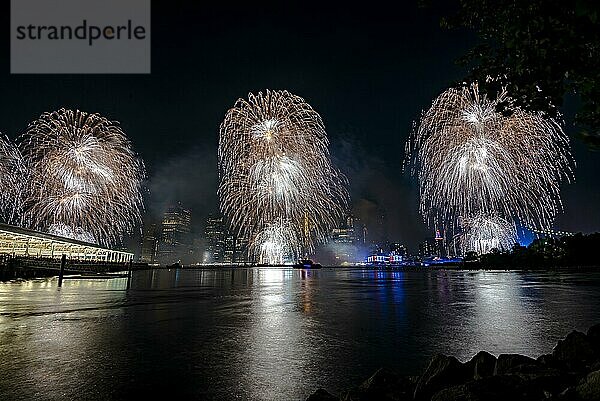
[172,264,600,272]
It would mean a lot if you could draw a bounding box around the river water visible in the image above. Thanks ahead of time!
[1,268,600,400]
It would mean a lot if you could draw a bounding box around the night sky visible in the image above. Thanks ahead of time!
[1,1,599,252]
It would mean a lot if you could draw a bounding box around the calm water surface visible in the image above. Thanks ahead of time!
[2,268,600,400]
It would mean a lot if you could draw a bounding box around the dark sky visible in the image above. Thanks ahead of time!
[1,1,599,252]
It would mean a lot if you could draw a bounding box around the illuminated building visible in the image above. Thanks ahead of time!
[205,214,250,264]
[330,215,359,264]
[365,241,406,265]
[419,238,436,258]
[418,230,449,259]
[157,202,191,264]
[223,233,250,264]
[140,223,158,263]
[0,223,133,262]
[331,216,356,243]
[366,254,387,264]
[389,243,407,256]
[434,228,446,258]
[366,253,403,265]
[205,215,225,262]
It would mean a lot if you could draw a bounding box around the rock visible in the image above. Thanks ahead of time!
[339,390,357,401]
[431,375,526,401]
[537,353,573,373]
[314,323,600,401]
[588,324,600,358]
[414,354,471,401]
[553,331,597,370]
[558,386,578,400]
[341,368,414,401]
[588,324,600,343]
[537,353,557,366]
[359,368,415,400]
[576,370,600,401]
[470,351,497,379]
[306,388,338,401]
[431,385,473,401]
[515,368,577,398]
[590,361,600,372]
[494,354,538,375]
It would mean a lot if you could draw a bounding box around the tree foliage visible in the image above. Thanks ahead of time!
[475,233,600,268]
[439,0,600,146]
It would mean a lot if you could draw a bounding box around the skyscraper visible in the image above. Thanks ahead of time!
[205,214,250,264]
[205,214,225,263]
[157,202,192,264]
[223,233,250,264]
[331,215,356,243]
[140,223,159,263]
[389,243,407,256]
[330,215,358,265]
[419,238,437,259]
[435,228,446,258]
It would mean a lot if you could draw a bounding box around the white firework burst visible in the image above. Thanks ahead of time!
[407,83,574,253]
[219,90,349,264]
[0,135,26,224]
[458,214,517,255]
[19,109,146,246]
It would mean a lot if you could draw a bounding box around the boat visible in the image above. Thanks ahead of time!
[293,259,322,269]
[167,262,182,269]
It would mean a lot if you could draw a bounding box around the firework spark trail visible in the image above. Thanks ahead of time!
[19,109,146,247]
[249,219,302,265]
[0,135,26,224]
[458,214,517,255]
[219,90,349,264]
[407,83,574,253]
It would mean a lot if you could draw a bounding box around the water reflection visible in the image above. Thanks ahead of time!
[0,278,128,400]
[2,269,600,400]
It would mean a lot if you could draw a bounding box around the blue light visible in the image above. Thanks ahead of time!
[518,227,535,247]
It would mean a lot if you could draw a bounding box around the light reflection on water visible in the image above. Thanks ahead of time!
[1,268,600,400]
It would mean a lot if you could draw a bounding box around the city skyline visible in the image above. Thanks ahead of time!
[140,200,585,265]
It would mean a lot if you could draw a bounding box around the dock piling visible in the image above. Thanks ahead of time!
[58,254,66,287]
[126,260,132,289]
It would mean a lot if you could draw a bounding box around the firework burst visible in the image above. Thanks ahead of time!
[19,109,146,246]
[219,90,348,264]
[0,135,26,224]
[457,214,517,255]
[249,219,302,265]
[407,83,574,254]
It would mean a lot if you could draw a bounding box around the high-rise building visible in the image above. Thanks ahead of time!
[205,215,225,263]
[205,214,250,264]
[157,202,192,264]
[434,228,446,258]
[419,238,437,258]
[140,223,158,263]
[330,215,359,264]
[331,215,356,243]
[389,243,407,256]
[360,224,367,245]
[233,235,250,264]
[223,232,250,264]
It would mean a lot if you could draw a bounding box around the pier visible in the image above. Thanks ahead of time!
[0,223,140,281]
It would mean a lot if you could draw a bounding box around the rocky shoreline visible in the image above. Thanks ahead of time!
[308,324,600,401]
